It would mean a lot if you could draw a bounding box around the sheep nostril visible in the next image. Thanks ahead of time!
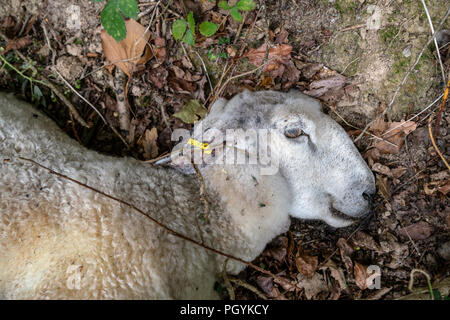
[362,191,375,208]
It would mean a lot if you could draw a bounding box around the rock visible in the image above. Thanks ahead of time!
[56,56,83,81]
[66,44,82,57]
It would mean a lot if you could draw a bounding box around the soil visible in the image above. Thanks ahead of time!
[0,0,449,300]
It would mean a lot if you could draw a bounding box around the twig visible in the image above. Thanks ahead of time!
[53,69,129,148]
[191,160,210,220]
[193,49,214,93]
[229,278,268,300]
[18,156,296,289]
[222,260,235,300]
[355,7,450,142]
[433,78,449,137]
[428,113,450,171]
[408,269,435,300]
[381,93,443,137]
[420,0,446,82]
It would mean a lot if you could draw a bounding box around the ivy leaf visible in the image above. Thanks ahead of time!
[187,11,195,32]
[218,1,233,10]
[199,21,218,37]
[230,7,242,22]
[172,19,187,41]
[101,0,127,41]
[236,0,256,11]
[183,29,195,46]
[173,99,207,124]
[117,0,138,19]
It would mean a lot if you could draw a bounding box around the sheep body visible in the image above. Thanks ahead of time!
[0,90,374,299]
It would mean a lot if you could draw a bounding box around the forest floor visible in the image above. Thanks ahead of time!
[0,0,449,300]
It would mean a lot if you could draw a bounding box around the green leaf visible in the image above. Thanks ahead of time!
[230,7,242,22]
[199,21,218,37]
[218,1,233,10]
[236,0,256,11]
[117,0,139,19]
[218,37,230,44]
[183,29,195,46]
[172,19,187,41]
[173,99,208,124]
[101,0,127,41]
[187,11,195,32]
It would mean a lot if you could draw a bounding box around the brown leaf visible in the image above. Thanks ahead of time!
[255,276,280,298]
[296,273,329,299]
[320,260,347,293]
[376,174,390,200]
[372,120,417,154]
[354,262,368,290]
[352,231,382,253]
[264,236,288,262]
[391,167,407,179]
[101,19,153,77]
[142,128,159,159]
[3,36,32,54]
[337,238,354,273]
[245,43,292,72]
[424,180,450,196]
[295,248,318,278]
[372,163,392,177]
[398,221,433,240]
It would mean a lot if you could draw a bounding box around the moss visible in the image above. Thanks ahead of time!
[392,56,411,75]
[379,25,398,43]
[334,0,357,15]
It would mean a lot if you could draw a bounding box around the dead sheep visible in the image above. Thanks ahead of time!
[0,90,375,299]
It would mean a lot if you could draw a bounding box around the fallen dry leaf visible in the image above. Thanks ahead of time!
[263,236,288,262]
[255,276,280,298]
[352,231,382,253]
[354,261,368,290]
[245,43,292,72]
[101,19,153,77]
[372,163,392,177]
[398,221,433,240]
[337,238,354,274]
[2,35,32,54]
[371,120,417,154]
[142,127,159,159]
[320,260,347,293]
[295,248,318,278]
[424,180,450,196]
[296,273,329,300]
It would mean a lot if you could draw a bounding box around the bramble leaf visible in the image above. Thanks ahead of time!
[199,21,218,37]
[236,0,256,11]
[218,1,233,10]
[172,19,187,41]
[183,29,195,46]
[230,7,242,22]
[187,11,195,32]
[101,1,127,42]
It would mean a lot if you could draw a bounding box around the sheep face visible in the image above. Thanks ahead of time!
[188,90,376,228]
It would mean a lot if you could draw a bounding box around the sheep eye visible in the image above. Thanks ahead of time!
[284,128,304,138]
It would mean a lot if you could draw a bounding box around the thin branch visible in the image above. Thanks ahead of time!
[420,0,446,82]
[53,69,129,148]
[428,113,450,171]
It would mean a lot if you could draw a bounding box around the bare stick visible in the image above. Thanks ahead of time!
[53,69,129,148]
[428,113,450,171]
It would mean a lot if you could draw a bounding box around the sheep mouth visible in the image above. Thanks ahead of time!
[330,206,359,222]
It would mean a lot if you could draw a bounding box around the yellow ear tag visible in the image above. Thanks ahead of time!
[187,138,212,154]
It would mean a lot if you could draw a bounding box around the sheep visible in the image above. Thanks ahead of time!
[0,90,376,299]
